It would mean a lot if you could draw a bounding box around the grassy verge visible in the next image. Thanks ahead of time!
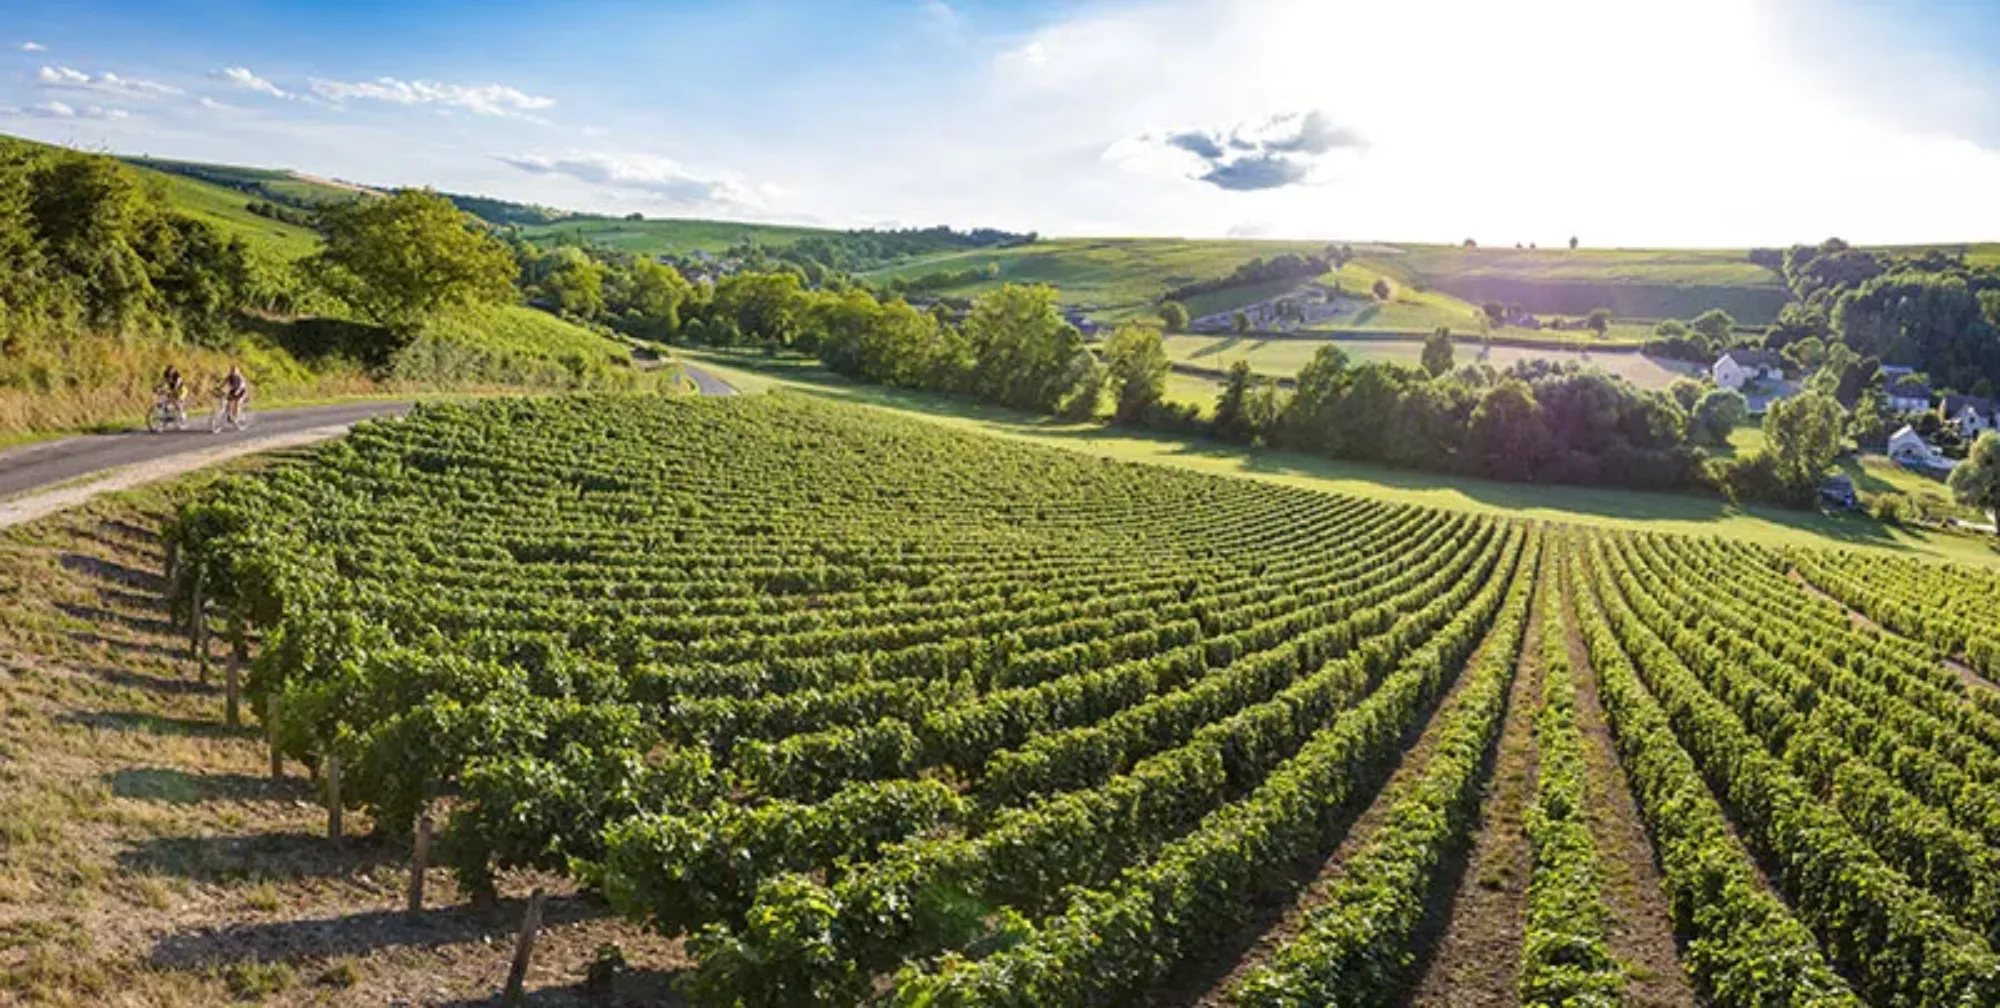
[674,347,2000,569]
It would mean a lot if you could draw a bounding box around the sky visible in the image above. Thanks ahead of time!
[4,0,1999,246]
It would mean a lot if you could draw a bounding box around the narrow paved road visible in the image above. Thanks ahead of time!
[0,401,415,500]
[683,363,736,396]
[1,364,735,505]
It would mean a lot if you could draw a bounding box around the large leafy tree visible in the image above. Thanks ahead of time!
[1420,328,1453,377]
[1101,324,1171,423]
[1762,390,1845,489]
[962,284,1085,413]
[1949,431,2000,530]
[1690,387,1749,446]
[315,188,518,331]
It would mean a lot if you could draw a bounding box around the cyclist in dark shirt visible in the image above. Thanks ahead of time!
[221,365,250,425]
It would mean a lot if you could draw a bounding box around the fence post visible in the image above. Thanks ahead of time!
[407,815,431,918]
[325,752,342,842]
[266,693,282,780]
[502,888,547,1006]
[224,617,243,729]
[190,573,208,684]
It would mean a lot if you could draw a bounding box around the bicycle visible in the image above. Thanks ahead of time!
[210,396,252,433]
[145,394,189,433]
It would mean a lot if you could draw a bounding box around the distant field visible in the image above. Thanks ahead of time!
[861,238,1330,317]
[1165,333,1700,390]
[520,216,832,254]
[141,170,322,260]
[127,156,370,207]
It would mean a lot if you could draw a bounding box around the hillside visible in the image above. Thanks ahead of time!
[125,155,378,209]
[518,214,834,254]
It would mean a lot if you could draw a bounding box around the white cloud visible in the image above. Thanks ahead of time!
[12,100,129,120]
[19,41,46,52]
[36,64,182,97]
[199,96,233,111]
[214,66,288,99]
[309,77,553,117]
[496,150,763,209]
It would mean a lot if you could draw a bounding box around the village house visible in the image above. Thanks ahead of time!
[1941,394,1998,437]
[1711,348,1783,391]
[1885,377,1933,414]
[1887,424,1954,473]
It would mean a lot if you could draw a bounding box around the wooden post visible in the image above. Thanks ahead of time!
[266,693,282,781]
[502,888,547,1006]
[163,538,179,587]
[224,617,244,729]
[407,815,431,918]
[325,753,342,842]
[190,574,208,684]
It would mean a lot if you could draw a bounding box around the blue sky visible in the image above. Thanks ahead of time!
[5,0,1999,245]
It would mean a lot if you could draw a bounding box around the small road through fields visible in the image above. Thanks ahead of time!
[0,366,734,526]
[0,401,416,502]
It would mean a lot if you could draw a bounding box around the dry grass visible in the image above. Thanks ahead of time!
[0,483,689,1005]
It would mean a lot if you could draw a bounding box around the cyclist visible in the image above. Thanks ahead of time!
[219,365,250,428]
[155,365,188,424]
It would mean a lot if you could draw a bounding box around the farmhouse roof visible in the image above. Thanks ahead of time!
[1942,394,1997,417]
[1886,378,1933,400]
[1718,348,1782,369]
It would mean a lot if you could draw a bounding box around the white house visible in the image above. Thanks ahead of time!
[1941,395,1998,437]
[1712,349,1783,390]
[1888,425,1957,474]
[1885,377,1933,414]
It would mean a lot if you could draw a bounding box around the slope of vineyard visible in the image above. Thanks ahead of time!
[155,392,2000,1006]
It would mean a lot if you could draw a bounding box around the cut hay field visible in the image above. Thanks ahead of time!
[1165,333,1702,390]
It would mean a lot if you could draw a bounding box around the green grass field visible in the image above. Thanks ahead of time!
[142,170,323,260]
[1164,334,1700,390]
[519,216,831,255]
[672,347,2000,569]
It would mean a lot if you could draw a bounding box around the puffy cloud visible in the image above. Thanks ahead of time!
[496,151,762,209]
[1120,109,1364,192]
[36,64,182,97]
[19,41,46,52]
[214,66,288,98]
[309,77,553,117]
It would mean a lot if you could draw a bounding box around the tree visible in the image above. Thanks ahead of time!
[961,284,1087,413]
[1101,324,1171,423]
[1483,302,1506,326]
[1212,361,1257,443]
[1421,328,1454,377]
[1781,336,1826,372]
[1159,300,1189,333]
[1949,431,2000,529]
[314,189,518,331]
[545,256,607,318]
[1584,308,1611,336]
[1467,379,1549,481]
[618,258,692,337]
[1371,278,1392,301]
[713,272,809,351]
[1569,236,1578,250]
[1232,310,1250,334]
[1762,390,1845,490]
[1691,308,1736,344]
[1667,377,1705,413]
[1690,387,1749,446]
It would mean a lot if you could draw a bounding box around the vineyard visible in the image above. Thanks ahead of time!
[162,393,2000,1006]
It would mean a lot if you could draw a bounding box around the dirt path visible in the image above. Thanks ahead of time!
[1160,592,1528,1007]
[1788,568,2000,697]
[1560,579,1702,1008]
[0,496,688,1005]
[1401,581,1546,1007]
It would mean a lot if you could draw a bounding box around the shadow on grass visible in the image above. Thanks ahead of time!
[91,665,222,697]
[58,552,167,594]
[107,767,308,805]
[56,602,180,637]
[148,893,613,969]
[433,969,690,1008]
[59,709,257,741]
[119,830,392,885]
